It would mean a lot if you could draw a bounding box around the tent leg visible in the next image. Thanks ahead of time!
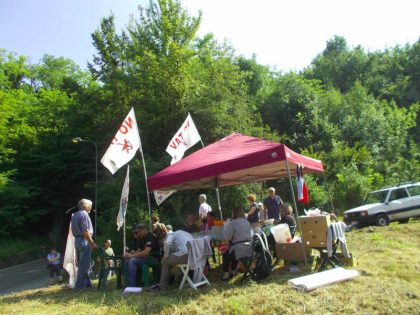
[285,160,308,271]
[215,187,223,220]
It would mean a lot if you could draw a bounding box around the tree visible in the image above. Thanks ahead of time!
[305,35,369,93]
[0,50,30,90]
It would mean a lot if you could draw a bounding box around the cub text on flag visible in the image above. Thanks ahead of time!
[101,108,141,174]
[166,113,201,165]
[117,165,130,231]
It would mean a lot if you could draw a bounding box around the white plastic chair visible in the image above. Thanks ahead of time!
[178,235,212,290]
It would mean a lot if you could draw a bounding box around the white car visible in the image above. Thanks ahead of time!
[343,182,420,227]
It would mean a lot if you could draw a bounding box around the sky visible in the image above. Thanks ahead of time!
[0,0,419,72]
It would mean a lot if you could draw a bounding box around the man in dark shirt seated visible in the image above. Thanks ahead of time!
[124,223,160,287]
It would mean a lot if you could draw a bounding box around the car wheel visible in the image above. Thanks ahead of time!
[375,214,389,227]
[398,218,410,224]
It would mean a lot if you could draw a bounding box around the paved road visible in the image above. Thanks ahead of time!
[0,259,49,295]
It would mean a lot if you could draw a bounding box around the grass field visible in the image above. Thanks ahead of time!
[1,220,419,315]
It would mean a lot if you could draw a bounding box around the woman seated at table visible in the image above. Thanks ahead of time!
[222,206,252,280]
[279,203,296,237]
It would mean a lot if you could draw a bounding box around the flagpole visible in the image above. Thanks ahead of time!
[123,220,126,256]
[138,146,153,227]
[200,139,223,220]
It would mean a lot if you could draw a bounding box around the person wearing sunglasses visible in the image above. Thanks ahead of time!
[124,223,160,287]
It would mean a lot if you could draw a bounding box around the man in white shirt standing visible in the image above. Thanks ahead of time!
[156,230,193,291]
[198,194,212,220]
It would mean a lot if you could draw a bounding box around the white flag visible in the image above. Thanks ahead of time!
[63,218,77,288]
[101,108,141,174]
[117,165,130,231]
[154,190,176,206]
[166,113,201,164]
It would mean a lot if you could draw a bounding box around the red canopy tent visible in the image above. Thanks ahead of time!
[148,133,324,269]
[148,133,324,192]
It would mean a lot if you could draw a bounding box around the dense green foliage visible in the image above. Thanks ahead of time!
[0,0,418,244]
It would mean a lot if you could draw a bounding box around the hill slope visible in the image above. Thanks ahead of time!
[1,220,419,315]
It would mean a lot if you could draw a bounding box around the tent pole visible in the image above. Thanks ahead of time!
[200,139,223,220]
[215,186,223,220]
[285,159,308,270]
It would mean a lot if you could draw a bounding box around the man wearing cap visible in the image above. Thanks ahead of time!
[124,223,160,287]
[263,187,284,222]
[70,198,97,289]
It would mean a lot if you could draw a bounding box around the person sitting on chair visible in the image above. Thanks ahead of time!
[47,246,62,285]
[98,239,115,268]
[279,203,296,237]
[154,229,193,291]
[96,239,116,280]
[222,207,252,281]
[124,223,160,287]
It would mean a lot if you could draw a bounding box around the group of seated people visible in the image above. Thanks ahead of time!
[123,212,213,291]
[221,202,296,280]
[120,198,297,290]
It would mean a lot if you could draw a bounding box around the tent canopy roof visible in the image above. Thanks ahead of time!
[148,133,324,192]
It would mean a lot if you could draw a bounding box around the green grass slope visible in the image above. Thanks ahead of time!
[1,221,419,315]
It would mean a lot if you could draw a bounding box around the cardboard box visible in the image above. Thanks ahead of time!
[299,215,331,232]
[298,215,331,248]
[274,243,312,262]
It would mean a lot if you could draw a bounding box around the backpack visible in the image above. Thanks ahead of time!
[240,232,273,280]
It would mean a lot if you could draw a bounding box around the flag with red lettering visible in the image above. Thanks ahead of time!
[166,113,201,164]
[117,165,130,231]
[101,108,141,174]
